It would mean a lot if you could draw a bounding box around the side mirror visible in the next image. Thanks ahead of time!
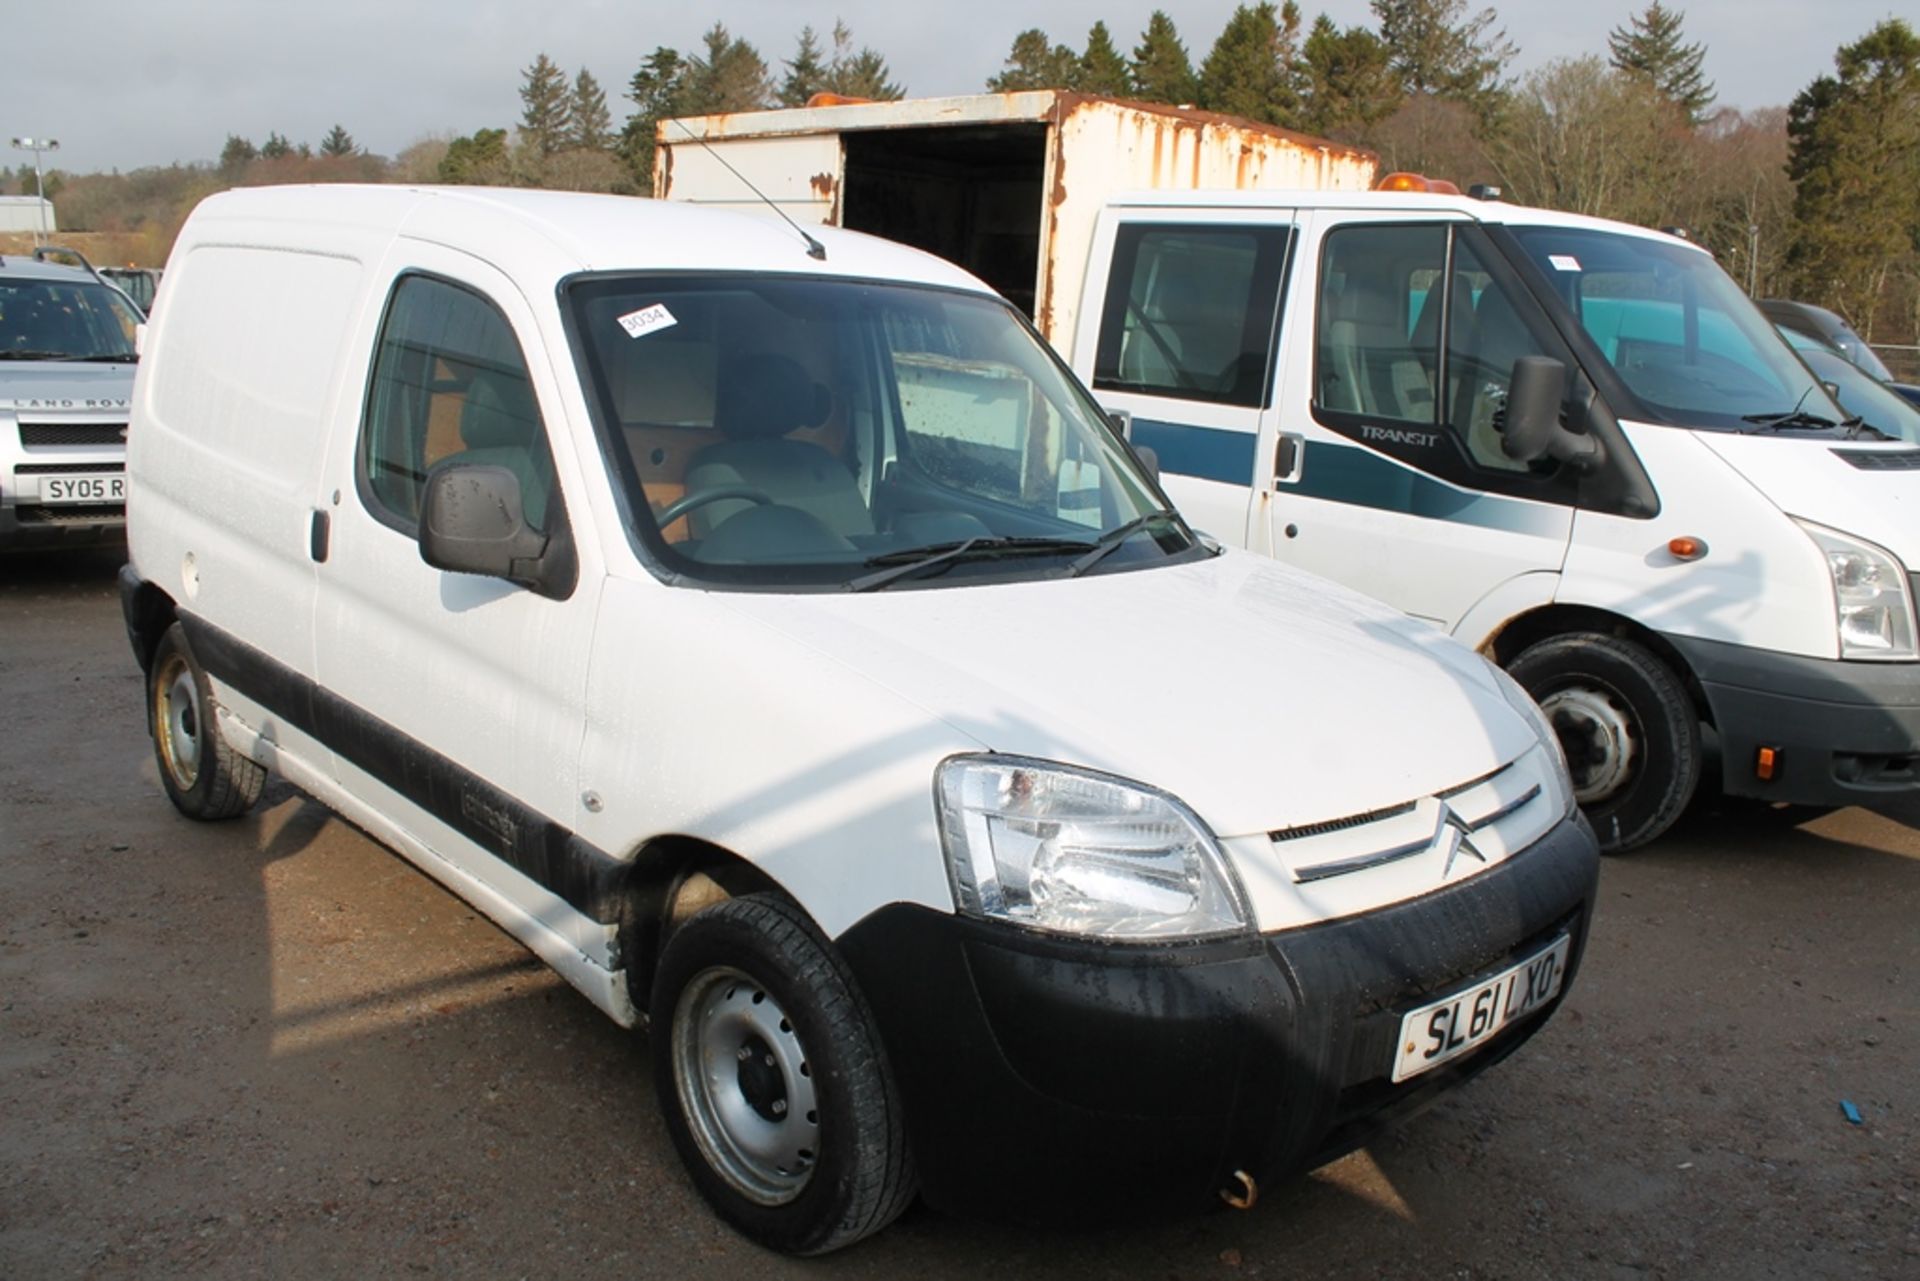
[1129,442,1161,486]
[419,463,575,599]
[1501,356,1602,473]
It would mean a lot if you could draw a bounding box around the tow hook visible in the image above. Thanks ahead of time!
[1219,1168,1258,1210]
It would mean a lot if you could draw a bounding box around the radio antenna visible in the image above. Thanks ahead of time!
[668,117,827,261]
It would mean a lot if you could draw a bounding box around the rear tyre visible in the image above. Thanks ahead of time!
[1508,632,1698,853]
[652,893,915,1255]
[148,623,266,820]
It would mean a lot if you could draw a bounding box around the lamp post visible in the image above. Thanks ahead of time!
[9,136,59,245]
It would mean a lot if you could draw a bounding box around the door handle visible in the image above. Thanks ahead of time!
[1274,433,1304,482]
[309,510,331,563]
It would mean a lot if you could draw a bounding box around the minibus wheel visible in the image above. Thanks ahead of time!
[147,623,266,821]
[1508,632,1699,853]
[651,893,915,1254]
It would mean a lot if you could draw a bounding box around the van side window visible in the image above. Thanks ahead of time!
[1316,224,1445,425]
[1093,224,1292,408]
[1445,238,1558,473]
[1315,223,1577,502]
[360,275,557,534]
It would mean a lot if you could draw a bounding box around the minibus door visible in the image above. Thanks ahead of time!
[1266,218,1579,627]
[1079,212,1299,547]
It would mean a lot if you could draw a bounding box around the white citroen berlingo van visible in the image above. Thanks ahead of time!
[121,185,1598,1254]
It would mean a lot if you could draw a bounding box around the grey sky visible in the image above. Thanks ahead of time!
[5,1,1905,175]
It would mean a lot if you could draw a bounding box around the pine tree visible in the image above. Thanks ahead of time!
[987,29,1080,91]
[439,128,511,185]
[569,70,613,150]
[1786,19,1920,335]
[1608,3,1715,126]
[319,125,357,158]
[621,46,689,186]
[1302,16,1403,135]
[1132,11,1199,105]
[1198,3,1307,128]
[824,21,903,100]
[260,132,292,160]
[1371,0,1516,117]
[1080,22,1132,96]
[520,53,573,157]
[219,135,258,175]
[683,23,774,114]
[780,26,830,106]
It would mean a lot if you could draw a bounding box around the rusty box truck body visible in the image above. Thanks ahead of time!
[654,91,1377,346]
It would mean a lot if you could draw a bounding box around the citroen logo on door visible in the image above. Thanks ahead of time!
[1438,804,1487,879]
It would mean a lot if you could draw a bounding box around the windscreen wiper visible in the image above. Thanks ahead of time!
[0,349,76,361]
[1068,509,1188,576]
[1839,415,1891,441]
[849,535,1096,592]
[1740,410,1839,434]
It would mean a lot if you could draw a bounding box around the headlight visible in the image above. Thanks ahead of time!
[935,755,1251,940]
[1794,519,1917,661]
[1488,660,1575,819]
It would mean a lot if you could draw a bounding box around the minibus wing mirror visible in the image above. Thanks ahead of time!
[1502,356,1602,473]
[419,464,572,598]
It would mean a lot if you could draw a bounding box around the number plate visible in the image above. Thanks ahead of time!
[1391,934,1571,1083]
[40,474,126,504]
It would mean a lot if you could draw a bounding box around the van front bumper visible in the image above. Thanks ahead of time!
[1666,633,1920,806]
[835,811,1599,1225]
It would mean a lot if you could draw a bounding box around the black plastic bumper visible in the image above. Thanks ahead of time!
[0,502,124,551]
[835,811,1600,1225]
[1666,633,1920,805]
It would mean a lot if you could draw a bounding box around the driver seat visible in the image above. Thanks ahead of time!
[682,353,874,539]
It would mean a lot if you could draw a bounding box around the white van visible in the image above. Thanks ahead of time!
[121,185,1596,1253]
[1067,182,1920,851]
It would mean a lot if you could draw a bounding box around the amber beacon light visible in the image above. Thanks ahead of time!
[1375,171,1462,195]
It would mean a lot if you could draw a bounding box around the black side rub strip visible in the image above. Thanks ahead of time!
[179,613,626,924]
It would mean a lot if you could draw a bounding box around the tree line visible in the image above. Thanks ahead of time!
[7,4,1917,356]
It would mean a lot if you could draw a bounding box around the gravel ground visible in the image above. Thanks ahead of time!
[2,547,1915,1279]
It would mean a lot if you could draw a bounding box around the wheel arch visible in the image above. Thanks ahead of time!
[612,834,793,1020]
[118,568,178,675]
[1482,603,1712,725]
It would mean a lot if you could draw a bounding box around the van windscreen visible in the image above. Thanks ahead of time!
[1509,227,1844,432]
[566,274,1196,590]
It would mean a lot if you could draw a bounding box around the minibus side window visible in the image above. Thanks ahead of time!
[1093,224,1293,408]
[1444,238,1563,473]
[359,275,558,535]
[1315,223,1444,425]
[1315,223,1580,504]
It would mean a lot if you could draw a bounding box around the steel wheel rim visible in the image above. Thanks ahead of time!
[154,655,202,790]
[672,965,820,1206]
[1539,684,1637,804]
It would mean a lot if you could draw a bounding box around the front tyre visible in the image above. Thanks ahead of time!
[652,893,915,1255]
[1508,632,1698,853]
[148,622,266,820]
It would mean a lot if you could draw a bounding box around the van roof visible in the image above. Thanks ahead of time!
[181,184,993,292]
[1102,188,1703,252]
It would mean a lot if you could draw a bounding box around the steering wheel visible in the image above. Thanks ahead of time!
[656,485,774,528]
